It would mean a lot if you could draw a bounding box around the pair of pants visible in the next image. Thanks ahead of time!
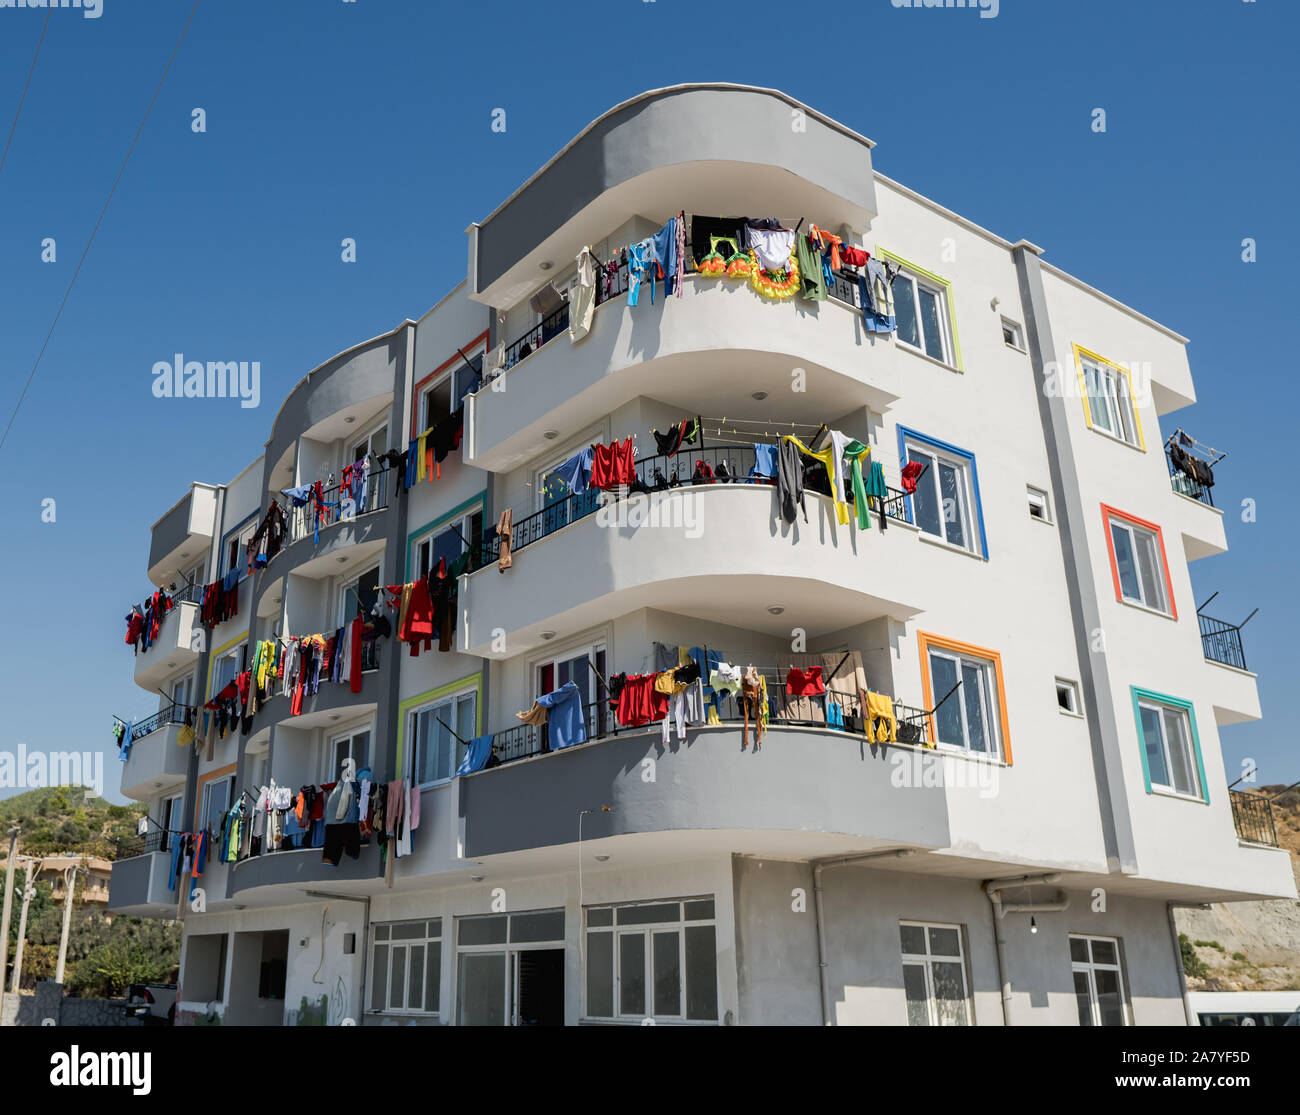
[741,683,764,748]
[321,822,360,866]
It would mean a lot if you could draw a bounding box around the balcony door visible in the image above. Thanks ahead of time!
[538,453,599,535]
[536,643,607,743]
[456,911,565,1026]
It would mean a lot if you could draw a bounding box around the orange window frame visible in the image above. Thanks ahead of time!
[410,330,489,439]
[917,632,1013,764]
[1100,503,1177,620]
[193,763,237,832]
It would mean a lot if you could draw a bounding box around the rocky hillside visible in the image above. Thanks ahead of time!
[0,786,145,860]
[1176,785,1300,991]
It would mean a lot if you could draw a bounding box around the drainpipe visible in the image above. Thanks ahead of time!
[982,872,1069,1026]
[812,848,914,1027]
[1167,901,1210,1026]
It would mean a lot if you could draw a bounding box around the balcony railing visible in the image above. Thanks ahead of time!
[124,702,192,742]
[472,443,908,570]
[112,830,167,860]
[501,258,629,370]
[1229,789,1278,847]
[1167,448,1214,506]
[284,465,391,547]
[481,667,929,769]
[1199,613,1247,671]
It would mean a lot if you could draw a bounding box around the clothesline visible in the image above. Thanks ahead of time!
[1164,427,1227,465]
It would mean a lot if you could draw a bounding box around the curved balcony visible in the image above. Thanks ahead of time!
[228,841,381,898]
[460,720,950,860]
[264,327,404,484]
[465,275,909,473]
[107,847,179,916]
[459,467,928,660]
[471,84,877,309]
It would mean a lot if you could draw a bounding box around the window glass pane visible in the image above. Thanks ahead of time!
[456,952,506,1026]
[1073,970,1094,1025]
[1090,938,1118,966]
[413,712,433,785]
[928,926,961,958]
[894,277,919,348]
[432,713,452,783]
[909,449,941,537]
[1085,365,1113,433]
[389,946,406,1010]
[919,287,944,359]
[1140,705,1170,788]
[1110,523,1142,602]
[653,931,681,1017]
[684,924,718,1021]
[930,654,963,746]
[1094,968,1124,1026]
[408,944,425,1010]
[510,910,564,943]
[425,941,441,1014]
[587,908,613,928]
[427,918,443,938]
[899,924,927,955]
[1162,709,1197,797]
[617,903,681,926]
[352,731,370,772]
[619,934,646,1016]
[903,963,931,1026]
[1069,937,1088,964]
[458,916,508,946]
[938,462,967,549]
[931,962,968,1025]
[391,922,426,941]
[683,899,715,921]
[587,931,614,1017]
[961,663,989,753]
[456,695,476,773]
[1134,531,1164,611]
[1114,372,1134,442]
[371,944,388,1010]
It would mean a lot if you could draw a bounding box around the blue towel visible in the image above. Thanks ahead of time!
[281,485,312,506]
[456,734,495,776]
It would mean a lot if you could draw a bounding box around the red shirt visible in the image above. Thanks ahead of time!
[591,438,635,490]
[786,666,825,697]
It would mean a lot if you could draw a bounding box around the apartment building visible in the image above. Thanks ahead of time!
[108,84,1294,1027]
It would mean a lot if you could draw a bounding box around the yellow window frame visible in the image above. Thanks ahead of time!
[1072,343,1147,452]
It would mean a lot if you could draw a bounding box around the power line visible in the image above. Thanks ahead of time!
[0,0,202,454]
[0,6,52,179]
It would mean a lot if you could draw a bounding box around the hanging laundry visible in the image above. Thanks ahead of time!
[777,438,806,524]
[743,219,796,273]
[554,447,594,495]
[497,508,514,572]
[590,437,635,490]
[456,734,496,776]
[627,239,655,307]
[900,460,926,494]
[795,232,827,302]
[536,681,587,749]
[808,224,843,271]
[570,246,597,342]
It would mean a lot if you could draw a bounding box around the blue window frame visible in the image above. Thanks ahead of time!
[896,426,988,559]
[1129,687,1208,803]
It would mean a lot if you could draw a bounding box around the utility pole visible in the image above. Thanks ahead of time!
[55,861,80,985]
[0,827,19,1013]
[10,858,36,994]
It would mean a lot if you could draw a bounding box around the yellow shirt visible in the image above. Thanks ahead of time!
[785,436,869,527]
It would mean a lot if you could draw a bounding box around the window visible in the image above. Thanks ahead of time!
[535,642,608,742]
[900,922,972,1026]
[414,511,483,580]
[1001,317,1025,350]
[893,270,953,364]
[1131,688,1205,801]
[410,690,477,785]
[212,650,240,697]
[919,633,1011,762]
[584,899,718,1022]
[1076,348,1143,449]
[222,515,258,578]
[1103,505,1175,617]
[183,560,206,590]
[1070,935,1127,1026]
[537,451,600,531]
[326,727,370,781]
[352,422,388,463]
[898,428,986,557]
[171,674,194,711]
[198,775,233,835]
[370,919,442,1014]
[1027,485,1050,523]
[160,791,184,851]
[339,564,380,625]
[1056,679,1081,716]
[419,355,482,433]
[455,910,565,1026]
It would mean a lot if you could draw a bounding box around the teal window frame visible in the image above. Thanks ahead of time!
[1129,686,1208,804]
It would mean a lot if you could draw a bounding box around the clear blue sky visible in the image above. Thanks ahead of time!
[0,0,1294,802]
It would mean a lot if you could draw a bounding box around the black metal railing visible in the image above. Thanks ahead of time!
[482,665,927,769]
[501,258,630,370]
[1230,789,1278,846]
[1166,447,1214,507]
[284,465,391,546]
[171,582,204,606]
[113,830,167,860]
[125,703,192,742]
[473,443,908,569]
[1199,613,1248,671]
